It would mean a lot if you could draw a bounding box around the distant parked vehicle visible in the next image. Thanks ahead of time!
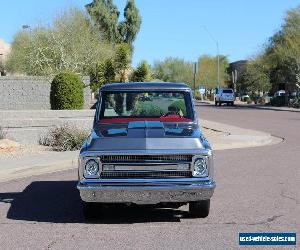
[274,90,285,97]
[290,91,299,98]
[240,94,250,102]
[215,88,235,106]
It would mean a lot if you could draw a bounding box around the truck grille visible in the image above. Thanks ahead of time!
[101,155,193,163]
[100,171,192,179]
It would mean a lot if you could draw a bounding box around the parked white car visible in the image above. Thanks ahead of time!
[274,90,285,97]
[215,88,235,106]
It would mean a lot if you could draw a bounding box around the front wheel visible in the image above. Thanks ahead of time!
[189,199,210,218]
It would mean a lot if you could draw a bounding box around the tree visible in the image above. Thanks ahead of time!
[275,7,300,86]
[238,61,271,97]
[130,60,151,82]
[153,57,194,86]
[119,0,141,46]
[86,0,141,46]
[86,0,120,43]
[197,55,229,90]
[90,58,116,92]
[6,31,31,74]
[6,8,113,76]
[260,5,300,95]
[114,43,132,82]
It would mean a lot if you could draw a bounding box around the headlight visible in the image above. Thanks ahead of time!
[193,158,208,177]
[84,159,99,178]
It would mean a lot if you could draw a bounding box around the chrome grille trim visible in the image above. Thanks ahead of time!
[100,171,192,179]
[101,155,193,163]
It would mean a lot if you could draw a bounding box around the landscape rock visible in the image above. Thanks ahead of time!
[0,139,21,152]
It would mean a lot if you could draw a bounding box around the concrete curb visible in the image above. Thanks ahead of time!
[201,120,282,151]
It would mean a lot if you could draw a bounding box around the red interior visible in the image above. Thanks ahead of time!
[99,116,192,123]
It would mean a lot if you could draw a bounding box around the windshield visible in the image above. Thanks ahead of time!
[98,91,193,122]
[223,89,233,93]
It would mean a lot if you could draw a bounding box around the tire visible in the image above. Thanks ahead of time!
[189,199,210,218]
[226,102,230,106]
[218,101,221,106]
[231,102,234,106]
[215,101,218,106]
[82,201,100,220]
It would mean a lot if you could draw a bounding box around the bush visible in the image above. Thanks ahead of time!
[40,124,89,151]
[132,103,164,116]
[50,72,84,110]
[194,92,202,100]
[243,96,250,102]
[291,97,300,108]
[270,96,285,107]
[169,100,187,116]
[0,126,6,139]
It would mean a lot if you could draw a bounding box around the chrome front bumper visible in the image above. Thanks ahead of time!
[77,179,216,204]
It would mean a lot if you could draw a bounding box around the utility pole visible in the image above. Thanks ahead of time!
[193,62,197,96]
[201,26,220,89]
[0,53,3,76]
[217,42,220,89]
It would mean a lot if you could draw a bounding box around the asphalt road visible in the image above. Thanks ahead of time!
[0,103,299,250]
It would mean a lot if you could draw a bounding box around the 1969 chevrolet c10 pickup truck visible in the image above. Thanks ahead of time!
[77,82,216,218]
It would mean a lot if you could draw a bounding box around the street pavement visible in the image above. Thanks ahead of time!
[197,99,300,112]
[0,103,299,250]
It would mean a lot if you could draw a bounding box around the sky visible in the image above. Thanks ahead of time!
[0,0,299,66]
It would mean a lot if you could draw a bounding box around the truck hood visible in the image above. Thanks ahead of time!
[85,121,205,151]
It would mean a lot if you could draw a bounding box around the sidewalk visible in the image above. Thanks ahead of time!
[0,150,78,182]
[0,119,282,182]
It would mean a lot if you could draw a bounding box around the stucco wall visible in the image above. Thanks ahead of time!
[0,76,91,110]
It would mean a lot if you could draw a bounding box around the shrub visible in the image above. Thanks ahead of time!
[291,97,300,108]
[0,126,6,139]
[40,124,89,151]
[132,103,164,116]
[50,72,84,110]
[243,96,250,102]
[194,92,202,100]
[270,96,285,107]
[169,100,187,116]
